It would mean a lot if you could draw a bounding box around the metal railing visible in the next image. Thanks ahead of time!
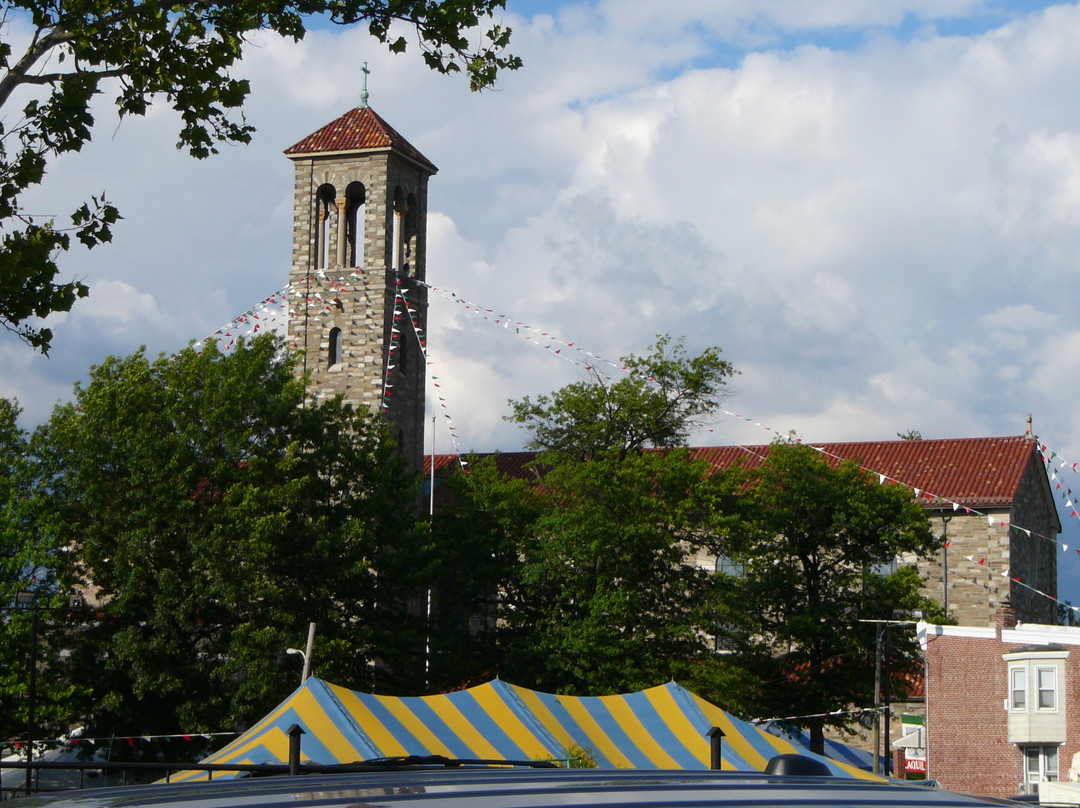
[0,759,300,800]
[1,735,561,800]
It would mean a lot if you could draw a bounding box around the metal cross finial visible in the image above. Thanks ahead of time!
[360,62,370,108]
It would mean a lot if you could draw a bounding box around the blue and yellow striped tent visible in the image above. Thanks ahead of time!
[176,678,875,782]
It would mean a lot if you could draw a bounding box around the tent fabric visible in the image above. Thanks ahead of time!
[760,722,877,771]
[174,678,877,782]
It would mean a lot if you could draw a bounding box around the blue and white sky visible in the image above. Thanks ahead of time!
[5,0,1080,608]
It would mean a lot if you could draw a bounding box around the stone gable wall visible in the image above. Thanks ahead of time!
[1009,452,1060,625]
[915,448,1056,627]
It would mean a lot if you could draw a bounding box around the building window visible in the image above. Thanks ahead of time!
[714,554,745,579]
[328,327,343,368]
[1011,667,1027,711]
[345,181,365,268]
[1025,746,1059,790]
[1037,667,1057,710]
[870,556,899,577]
[315,183,337,270]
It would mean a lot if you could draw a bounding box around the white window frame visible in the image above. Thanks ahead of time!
[1010,666,1027,711]
[1025,746,1060,791]
[1036,666,1058,711]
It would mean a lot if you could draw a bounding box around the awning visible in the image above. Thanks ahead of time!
[173,678,878,782]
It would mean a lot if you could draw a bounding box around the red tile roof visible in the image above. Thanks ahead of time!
[425,436,1041,508]
[284,106,438,174]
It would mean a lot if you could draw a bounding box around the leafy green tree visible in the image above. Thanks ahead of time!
[421,457,534,692]
[429,338,737,695]
[33,335,422,738]
[494,448,724,694]
[714,441,943,753]
[508,335,736,461]
[0,398,87,746]
[0,0,519,352]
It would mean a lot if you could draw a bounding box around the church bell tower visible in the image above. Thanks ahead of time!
[284,96,436,472]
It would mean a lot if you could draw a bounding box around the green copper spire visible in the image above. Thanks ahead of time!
[360,62,370,108]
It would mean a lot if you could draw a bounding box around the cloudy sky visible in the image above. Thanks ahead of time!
[5,0,1080,604]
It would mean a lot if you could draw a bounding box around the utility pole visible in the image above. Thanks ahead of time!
[883,620,891,777]
[861,615,922,778]
[873,623,882,776]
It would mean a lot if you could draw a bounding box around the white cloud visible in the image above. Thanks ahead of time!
[5,1,1080,506]
[77,280,164,324]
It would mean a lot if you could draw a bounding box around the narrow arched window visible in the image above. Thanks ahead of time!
[315,183,337,269]
[345,181,365,267]
[403,192,418,277]
[328,327,343,367]
[392,187,406,276]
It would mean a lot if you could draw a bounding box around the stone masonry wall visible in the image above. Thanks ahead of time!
[1010,452,1060,625]
[917,451,1057,627]
[918,510,1012,628]
[287,151,429,473]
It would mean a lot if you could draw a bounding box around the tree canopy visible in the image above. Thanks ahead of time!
[425,337,738,695]
[507,335,736,461]
[0,335,423,742]
[0,398,84,744]
[445,448,725,696]
[0,0,519,352]
[713,441,943,753]
[0,330,951,762]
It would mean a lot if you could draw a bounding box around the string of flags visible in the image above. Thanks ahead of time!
[423,283,627,379]
[380,281,404,412]
[717,407,1079,614]
[6,731,239,750]
[394,287,470,476]
[200,277,1080,614]
[193,285,291,354]
[423,285,1080,615]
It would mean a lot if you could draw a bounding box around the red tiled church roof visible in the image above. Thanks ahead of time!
[425,435,1040,508]
[284,106,438,173]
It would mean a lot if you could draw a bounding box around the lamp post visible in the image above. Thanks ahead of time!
[285,648,308,685]
[15,591,36,795]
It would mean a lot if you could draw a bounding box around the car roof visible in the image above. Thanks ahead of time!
[9,766,1017,808]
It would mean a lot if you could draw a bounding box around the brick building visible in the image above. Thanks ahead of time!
[285,102,436,473]
[920,611,1080,797]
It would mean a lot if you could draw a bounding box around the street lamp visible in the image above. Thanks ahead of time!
[286,648,309,684]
